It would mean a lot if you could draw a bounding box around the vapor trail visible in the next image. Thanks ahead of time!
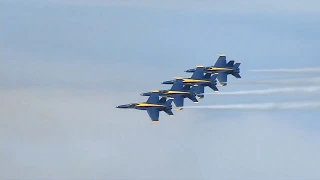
[203,86,320,95]
[183,101,320,110]
[248,67,320,73]
[227,77,320,86]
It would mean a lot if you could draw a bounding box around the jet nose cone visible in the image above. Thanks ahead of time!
[116,105,127,108]
[140,92,150,96]
[162,80,172,84]
[185,69,194,72]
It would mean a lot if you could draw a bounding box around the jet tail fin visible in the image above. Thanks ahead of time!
[158,97,167,104]
[226,60,235,67]
[182,84,191,91]
[203,73,211,79]
[233,62,241,69]
[165,98,173,106]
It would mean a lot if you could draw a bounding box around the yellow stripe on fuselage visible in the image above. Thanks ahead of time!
[167,91,189,94]
[183,79,210,83]
[207,67,233,71]
[136,103,165,107]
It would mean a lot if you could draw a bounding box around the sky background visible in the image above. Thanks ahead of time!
[1,0,320,179]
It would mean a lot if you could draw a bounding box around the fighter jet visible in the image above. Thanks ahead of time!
[185,54,241,86]
[140,79,198,110]
[116,91,173,123]
[162,66,219,99]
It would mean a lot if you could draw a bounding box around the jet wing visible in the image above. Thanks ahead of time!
[194,84,205,98]
[146,91,160,104]
[214,54,227,67]
[147,107,160,122]
[170,79,184,91]
[217,72,228,86]
[172,95,184,108]
[191,66,204,79]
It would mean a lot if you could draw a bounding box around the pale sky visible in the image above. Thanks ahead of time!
[1,1,320,179]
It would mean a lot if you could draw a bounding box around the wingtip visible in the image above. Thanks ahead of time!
[219,53,226,56]
[152,90,159,92]
[152,121,159,124]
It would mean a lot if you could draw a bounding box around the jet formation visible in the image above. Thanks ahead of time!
[116,54,242,123]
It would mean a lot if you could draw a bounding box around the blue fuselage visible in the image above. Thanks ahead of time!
[141,90,191,98]
[185,66,239,74]
[116,103,171,111]
[162,78,216,86]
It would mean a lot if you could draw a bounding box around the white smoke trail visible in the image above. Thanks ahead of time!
[203,86,320,95]
[248,67,320,73]
[183,101,320,110]
[227,77,320,86]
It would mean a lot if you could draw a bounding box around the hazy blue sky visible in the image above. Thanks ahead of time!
[2,0,320,179]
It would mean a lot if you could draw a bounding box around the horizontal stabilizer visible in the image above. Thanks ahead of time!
[187,94,199,103]
[164,108,174,116]
[197,94,204,99]
[209,84,219,92]
[232,72,241,79]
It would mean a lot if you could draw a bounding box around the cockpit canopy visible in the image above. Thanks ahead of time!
[159,90,169,93]
[127,103,138,107]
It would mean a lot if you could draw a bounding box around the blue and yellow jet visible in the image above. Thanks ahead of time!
[116,91,173,123]
[140,79,198,110]
[185,54,241,86]
[162,66,219,99]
